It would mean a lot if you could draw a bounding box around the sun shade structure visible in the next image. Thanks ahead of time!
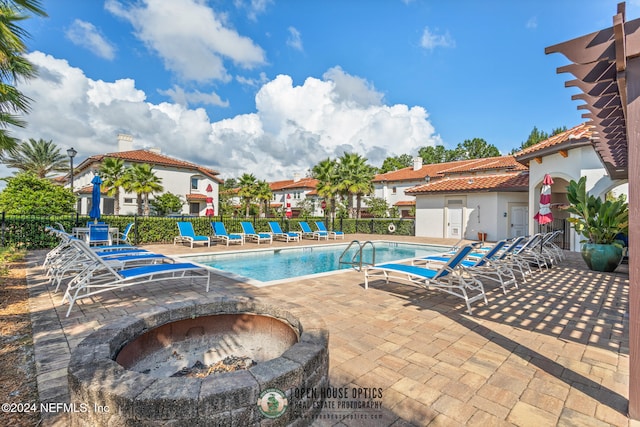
[545,2,639,181]
[546,2,640,418]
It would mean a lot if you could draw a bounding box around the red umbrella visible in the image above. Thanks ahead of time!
[533,174,554,225]
[205,184,215,216]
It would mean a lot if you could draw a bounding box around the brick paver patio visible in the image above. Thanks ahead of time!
[26,234,634,426]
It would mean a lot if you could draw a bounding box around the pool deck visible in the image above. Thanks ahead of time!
[26,234,634,426]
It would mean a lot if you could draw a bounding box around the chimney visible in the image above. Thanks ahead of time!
[149,147,161,154]
[293,173,301,182]
[117,134,134,152]
[413,157,423,171]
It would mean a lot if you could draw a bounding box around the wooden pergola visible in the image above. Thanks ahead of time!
[545,2,640,418]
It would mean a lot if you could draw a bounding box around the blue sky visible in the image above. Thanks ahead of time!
[10,0,639,181]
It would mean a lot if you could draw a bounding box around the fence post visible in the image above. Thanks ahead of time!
[133,214,139,246]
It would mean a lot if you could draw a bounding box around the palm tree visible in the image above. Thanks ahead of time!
[99,157,126,215]
[0,138,67,178]
[0,1,47,152]
[254,180,272,218]
[337,153,375,219]
[237,173,257,218]
[312,158,340,222]
[122,163,163,216]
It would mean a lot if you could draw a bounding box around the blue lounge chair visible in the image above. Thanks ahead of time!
[117,222,135,244]
[364,244,487,315]
[415,240,517,294]
[61,241,210,317]
[314,221,344,240]
[268,221,300,242]
[298,221,328,240]
[174,222,210,248]
[241,222,272,244]
[211,222,244,246]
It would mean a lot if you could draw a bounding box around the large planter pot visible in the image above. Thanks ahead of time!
[581,243,623,272]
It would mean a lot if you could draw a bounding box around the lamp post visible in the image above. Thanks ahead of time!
[67,147,77,191]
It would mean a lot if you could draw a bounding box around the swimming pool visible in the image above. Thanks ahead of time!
[185,241,446,286]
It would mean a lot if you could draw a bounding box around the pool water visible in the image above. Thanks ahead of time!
[187,241,446,285]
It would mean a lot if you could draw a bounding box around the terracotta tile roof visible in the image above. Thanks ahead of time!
[394,200,416,206]
[270,177,318,191]
[186,193,207,201]
[513,123,594,162]
[76,185,109,195]
[407,172,529,194]
[76,149,222,183]
[373,156,526,183]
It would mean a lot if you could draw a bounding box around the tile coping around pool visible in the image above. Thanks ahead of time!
[172,240,452,288]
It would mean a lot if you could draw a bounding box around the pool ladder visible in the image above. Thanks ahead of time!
[339,240,375,272]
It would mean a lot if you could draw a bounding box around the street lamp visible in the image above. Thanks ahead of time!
[67,147,77,191]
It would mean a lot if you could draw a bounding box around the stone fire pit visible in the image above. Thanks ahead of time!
[68,297,329,426]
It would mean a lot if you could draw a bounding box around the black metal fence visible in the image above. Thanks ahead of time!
[0,213,416,250]
[537,218,571,250]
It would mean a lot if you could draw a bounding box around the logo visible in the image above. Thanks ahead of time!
[257,388,288,419]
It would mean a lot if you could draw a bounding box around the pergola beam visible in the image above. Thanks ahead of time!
[546,1,640,418]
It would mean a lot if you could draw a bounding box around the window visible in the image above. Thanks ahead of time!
[392,187,397,194]
[124,198,134,204]
[191,178,198,190]
[190,203,200,215]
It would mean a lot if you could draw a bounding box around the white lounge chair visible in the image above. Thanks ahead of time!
[299,221,328,240]
[314,221,344,240]
[268,221,300,242]
[241,222,273,244]
[415,240,517,294]
[174,222,211,248]
[211,222,244,246]
[364,244,487,315]
[61,243,210,317]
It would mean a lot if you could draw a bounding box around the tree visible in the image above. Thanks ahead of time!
[0,171,74,214]
[454,138,500,160]
[254,179,272,218]
[223,177,237,189]
[150,192,183,216]
[237,173,257,218]
[337,152,375,219]
[365,196,390,218]
[379,154,413,173]
[511,126,567,153]
[122,163,163,216]
[98,157,126,215]
[418,145,456,164]
[0,138,68,177]
[0,1,47,152]
[312,158,340,222]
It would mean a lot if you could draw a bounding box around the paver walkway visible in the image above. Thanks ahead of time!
[26,235,634,426]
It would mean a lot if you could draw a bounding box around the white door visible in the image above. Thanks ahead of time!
[510,205,528,237]
[447,202,463,239]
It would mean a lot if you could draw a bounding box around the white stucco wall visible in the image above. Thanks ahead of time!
[526,145,627,251]
[415,191,529,241]
[73,164,219,216]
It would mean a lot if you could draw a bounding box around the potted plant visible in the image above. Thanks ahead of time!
[566,176,628,272]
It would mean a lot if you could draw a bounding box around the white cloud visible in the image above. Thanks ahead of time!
[234,0,273,21]
[420,27,455,50]
[15,52,441,183]
[159,85,229,108]
[65,19,116,60]
[526,16,538,29]
[105,0,266,83]
[287,26,303,51]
